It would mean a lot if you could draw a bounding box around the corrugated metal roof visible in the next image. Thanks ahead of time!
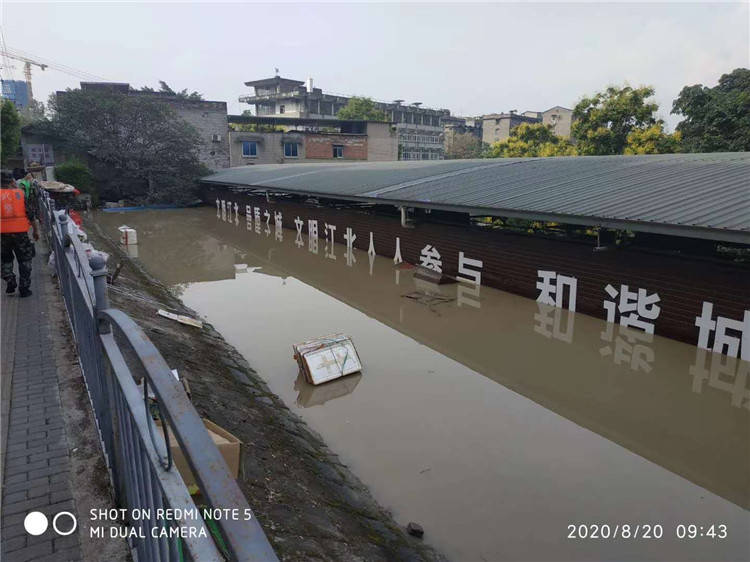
[202,153,750,243]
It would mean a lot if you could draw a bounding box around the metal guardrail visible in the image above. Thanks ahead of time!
[38,192,278,562]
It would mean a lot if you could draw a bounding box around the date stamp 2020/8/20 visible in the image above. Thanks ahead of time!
[567,523,728,540]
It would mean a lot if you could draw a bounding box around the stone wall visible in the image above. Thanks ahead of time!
[168,100,230,170]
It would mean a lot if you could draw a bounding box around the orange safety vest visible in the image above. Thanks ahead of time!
[0,188,31,234]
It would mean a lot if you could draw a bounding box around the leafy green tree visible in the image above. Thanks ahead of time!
[337,97,387,121]
[625,124,681,154]
[49,88,207,204]
[55,159,97,201]
[672,68,750,152]
[572,85,659,155]
[486,123,576,158]
[1,99,21,167]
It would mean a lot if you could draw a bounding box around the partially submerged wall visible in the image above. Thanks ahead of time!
[205,187,750,351]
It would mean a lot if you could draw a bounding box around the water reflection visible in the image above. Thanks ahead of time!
[294,372,363,408]
[600,323,655,373]
[95,208,750,561]
[691,348,750,410]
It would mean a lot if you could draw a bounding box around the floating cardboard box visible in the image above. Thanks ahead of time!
[157,418,241,493]
[293,333,362,386]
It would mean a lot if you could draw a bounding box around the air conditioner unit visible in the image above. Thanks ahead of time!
[212,134,222,142]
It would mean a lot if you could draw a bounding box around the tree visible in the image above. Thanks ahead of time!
[49,88,207,203]
[55,159,97,201]
[572,85,659,155]
[19,99,46,127]
[445,132,484,159]
[625,124,681,154]
[672,68,750,152]
[336,97,387,121]
[138,82,204,101]
[1,99,21,167]
[485,123,576,158]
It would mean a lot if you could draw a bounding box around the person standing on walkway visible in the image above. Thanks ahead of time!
[1,170,39,297]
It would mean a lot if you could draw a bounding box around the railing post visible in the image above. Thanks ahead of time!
[58,211,69,244]
[89,253,111,334]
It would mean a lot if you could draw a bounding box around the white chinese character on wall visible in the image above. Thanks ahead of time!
[603,284,661,334]
[294,216,304,248]
[457,252,482,286]
[344,227,357,267]
[254,207,261,234]
[536,270,577,311]
[216,198,220,217]
[419,245,442,272]
[695,302,750,360]
[274,212,283,241]
[324,223,337,260]
[368,232,376,256]
[393,237,403,265]
[308,220,318,254]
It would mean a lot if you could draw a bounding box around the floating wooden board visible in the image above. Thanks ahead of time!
[293,333,362,386]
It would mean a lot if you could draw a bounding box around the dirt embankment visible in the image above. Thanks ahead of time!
[85,220,444,562]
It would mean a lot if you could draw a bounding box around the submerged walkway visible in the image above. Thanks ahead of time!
[1,248,83,561]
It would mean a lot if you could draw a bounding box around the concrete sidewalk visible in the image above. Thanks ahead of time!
[1,241,129,562]
[1,244,83,561]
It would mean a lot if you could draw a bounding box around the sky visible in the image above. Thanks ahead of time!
[2,1,748,130]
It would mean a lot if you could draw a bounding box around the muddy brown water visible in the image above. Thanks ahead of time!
[95,207,749,562]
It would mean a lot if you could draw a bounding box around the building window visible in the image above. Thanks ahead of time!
[279,104,285,114]
[284,142,298,157]
[242,141,257,157]
[332,145,344,159]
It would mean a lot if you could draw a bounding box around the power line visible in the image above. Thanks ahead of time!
[3,45,111,82]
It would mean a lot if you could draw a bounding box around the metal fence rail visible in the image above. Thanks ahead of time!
[39,192,277,562]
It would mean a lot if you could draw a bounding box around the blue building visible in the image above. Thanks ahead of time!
[1,80,29,108]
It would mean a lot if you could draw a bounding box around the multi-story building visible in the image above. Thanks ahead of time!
[239,75,449,160]
[1,80,29,108]
[227,116,397,166]
[481,106,575,145]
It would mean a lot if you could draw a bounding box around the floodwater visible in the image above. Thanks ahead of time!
[95,207,749,562]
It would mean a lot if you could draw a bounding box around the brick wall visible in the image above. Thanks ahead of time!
[304,134,367,160]
[206,188,750,347]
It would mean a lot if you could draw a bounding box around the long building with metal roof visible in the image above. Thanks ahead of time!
[202,152,750,244]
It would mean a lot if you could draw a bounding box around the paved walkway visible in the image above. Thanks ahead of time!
[1,247,83,561]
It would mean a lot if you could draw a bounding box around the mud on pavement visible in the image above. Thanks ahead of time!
[85,219,445,562]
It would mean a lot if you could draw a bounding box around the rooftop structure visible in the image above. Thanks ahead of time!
[202,152,750,243]
[239,75,449,161]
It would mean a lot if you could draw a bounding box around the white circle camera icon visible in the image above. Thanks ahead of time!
[23,511,48,536]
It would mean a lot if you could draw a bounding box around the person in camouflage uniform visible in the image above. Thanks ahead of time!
[1,171,39,297]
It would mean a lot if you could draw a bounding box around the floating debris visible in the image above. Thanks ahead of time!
[157,309,203,328]
[407,521,424,538]
[293,333,362,386]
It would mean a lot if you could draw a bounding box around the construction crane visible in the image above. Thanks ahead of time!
[0,46,110,104]
[1,51,47,101]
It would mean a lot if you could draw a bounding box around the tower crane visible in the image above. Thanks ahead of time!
[0,51,47,101]
[0,47,110,104]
